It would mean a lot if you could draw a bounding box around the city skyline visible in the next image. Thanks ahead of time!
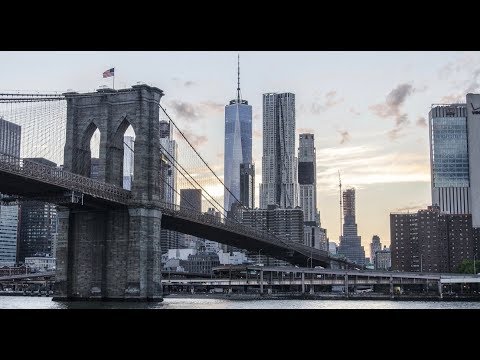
[2,51,479,250]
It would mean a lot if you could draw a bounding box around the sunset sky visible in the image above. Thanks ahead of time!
[1,51,478,257]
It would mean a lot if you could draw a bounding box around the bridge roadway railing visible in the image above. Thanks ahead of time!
[159,202,330,261]
[0,152,131,204]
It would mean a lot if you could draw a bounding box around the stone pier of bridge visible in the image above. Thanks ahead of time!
[53,85,165,301]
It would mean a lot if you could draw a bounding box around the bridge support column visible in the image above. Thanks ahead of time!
[125,207,163,301]
[438,281,443,299]
[260,270,264,294]
[301,272,305,294]
[53,208,70,300]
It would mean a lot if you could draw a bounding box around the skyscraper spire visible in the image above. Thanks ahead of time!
[237,53,241,102]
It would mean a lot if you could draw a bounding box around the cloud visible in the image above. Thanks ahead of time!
[387,127,405,140]
[370,84,414,118]
[437,55,480,97]
[438,62,454,80]
[315,146,430,194]
[392,203,429,213]
[200,101,224,113]
[370,83,415,140]
[168,100,199,121]
[176,128,208,147]
[440,94,463,103]
[465,68,480,93]
[416,117,427,128]
[338,130,350,144]
[311,90,344,114]
[349,107,361,116]
[297,127,314,134]
[167,100,224,121]
[184,81,196,87]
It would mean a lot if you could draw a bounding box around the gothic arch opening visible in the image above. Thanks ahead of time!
[89,128,101,180]
[77,121,101,178]
[123,125,135,190]
[107,117,136,190]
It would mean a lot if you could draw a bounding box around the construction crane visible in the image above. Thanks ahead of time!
[338,170,342,239]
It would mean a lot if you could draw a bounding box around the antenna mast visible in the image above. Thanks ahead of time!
[237,53,241,102]
[339,170,343,239]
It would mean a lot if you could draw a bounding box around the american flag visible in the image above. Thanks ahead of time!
[103,68,115,78]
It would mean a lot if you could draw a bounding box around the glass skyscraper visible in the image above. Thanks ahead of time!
[0,118,20,266]
[224,57,252,213]
[123,136,135,190]
[429,104,470,214]
[0,117,21,158]
[0,203,18,266]
[466,93,480,227]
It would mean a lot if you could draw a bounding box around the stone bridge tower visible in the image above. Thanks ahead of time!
[54,84,164,301]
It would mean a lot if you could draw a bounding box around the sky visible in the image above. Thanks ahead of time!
[1,51,479,258]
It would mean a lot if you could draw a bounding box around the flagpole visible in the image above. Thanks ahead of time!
[113,69,115,90]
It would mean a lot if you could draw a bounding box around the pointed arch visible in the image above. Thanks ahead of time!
[106,116,136,189]
[75,120,103,179]
[80,121,100,150]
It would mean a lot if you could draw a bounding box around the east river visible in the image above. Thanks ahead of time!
[1,296,480,309]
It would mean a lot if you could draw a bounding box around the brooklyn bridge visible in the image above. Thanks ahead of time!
[0,85,358,301]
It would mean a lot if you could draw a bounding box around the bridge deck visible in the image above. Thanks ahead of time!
[0,154,358,269]
[0,153,131,206]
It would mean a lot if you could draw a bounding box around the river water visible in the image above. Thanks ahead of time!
[1,296,480,309]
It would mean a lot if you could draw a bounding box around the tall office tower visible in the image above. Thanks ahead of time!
[179,189,203,249]
[205,208,222,253]
[338,188,365,265]
[240,163,255,209]
[180,189,202,212]
[90,158,101,180]
[429,104,470,216]
[0,117,21,157]
[17,158,57,262]
[370,235,382,264]
[123,136,135,190]
[260,92,299,209]
[242,205,304,244]
[298,133,317,222]
[159,120,178,206]
[391,205,474,273]
[0,204,18,266]
[242,205,302,266]
[159,119,172,139]
[159,120,180,253]
[0,118,21,265]
[224,55,252,214]
[467,94,480,227]
[375,246,391,270]
[303,225,328,251]
[18,201,57,261]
